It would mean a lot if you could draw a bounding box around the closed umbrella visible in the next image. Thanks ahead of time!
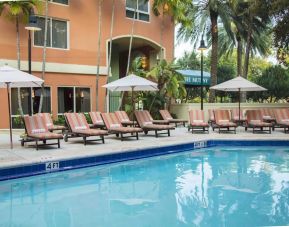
[0,65,44,149]
[103,74,158,117]
[210,76,266,121]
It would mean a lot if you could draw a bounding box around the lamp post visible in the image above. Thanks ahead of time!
[25,10,41,114]
[198,38,207,110]
[25,10,41,74]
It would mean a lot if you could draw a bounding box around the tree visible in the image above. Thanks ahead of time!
[0,0,40,115]
[38,0,48,113]
[176,51,200,70]
[178,0,233,103]
[104,0,115,112]
[152,0,190,60]
[252,66,289,102]
[269,0,289,66]
[146,59,186,112]
[95,0,103,111]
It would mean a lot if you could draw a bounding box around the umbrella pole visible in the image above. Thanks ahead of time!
[238,88,241,123]
[131,86,135,126]
[6,83,13,149]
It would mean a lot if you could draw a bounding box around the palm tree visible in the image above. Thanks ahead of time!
[104,0,115,112]
[96,0,103,111]
[178,0,233,103]
[152,0,190,60]
[38,0,48,113]
[242,0,270,80]
[0,0,40,115]
[118,0,141,110]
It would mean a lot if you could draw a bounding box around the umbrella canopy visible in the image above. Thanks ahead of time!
[0,65,43,87]
[103,74,158,91]
[210,76,266,92]
[0,65,44,149]
[210,76,266,123]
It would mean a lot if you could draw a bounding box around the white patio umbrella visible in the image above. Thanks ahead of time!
[0,65,44,149]
[103,74,158,115]
[210,76,267,121]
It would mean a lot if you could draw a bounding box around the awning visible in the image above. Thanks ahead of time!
[177,70,211,86]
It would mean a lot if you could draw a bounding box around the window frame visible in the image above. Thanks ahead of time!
[125,0,150,22]
[33,16,70,50]
[57,86,92,115]
[11,86,52,118]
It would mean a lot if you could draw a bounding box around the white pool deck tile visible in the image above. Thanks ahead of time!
[0,127,288,169]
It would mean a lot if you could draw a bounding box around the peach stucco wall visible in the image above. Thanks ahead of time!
[0,0,175,129]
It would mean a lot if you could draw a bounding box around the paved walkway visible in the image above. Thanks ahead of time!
[0,127,288,169]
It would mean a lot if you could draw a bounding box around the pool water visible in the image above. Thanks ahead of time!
[0,146,289,227]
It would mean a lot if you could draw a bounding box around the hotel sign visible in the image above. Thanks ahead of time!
[177,70,211,86]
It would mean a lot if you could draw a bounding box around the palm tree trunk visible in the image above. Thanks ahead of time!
[208,10,218,103]
[241,26,252,102]
[38,0,48,113]
[118,6,137,110]
[105,0,115,112]
[96,0,103,111]
[160,9,164,60]
[243,26,252,79]
[16,17,24,116]
[236,33,242,77]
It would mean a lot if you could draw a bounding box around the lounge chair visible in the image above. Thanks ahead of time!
[231,108,246,126]
[135,110,175,137]
[208,109,217,130]
[115,111,135,127]
[22,115,63,150]
[159,110,187,127]
[214,109,237,133]
[37,113,66,133]
[64,113,108,145]
[273,108,289,133]
[245,110,272,133]
[89,111,106,129]
[188,110,209,133]
[101,112,143,140]
[260,108,276,129]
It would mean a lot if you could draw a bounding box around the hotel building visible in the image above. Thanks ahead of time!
[0,0,174,129]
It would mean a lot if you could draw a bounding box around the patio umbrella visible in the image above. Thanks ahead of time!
[102,74,158,116]
[210,76,266,121]
[0,65,44,149]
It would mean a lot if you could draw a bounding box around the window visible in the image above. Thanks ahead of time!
[34,17,68,49]
[49,0,68,5]
[58,87,91,114]
[126,0,149,22]
[11,87,51,128]
[32,87,51,114]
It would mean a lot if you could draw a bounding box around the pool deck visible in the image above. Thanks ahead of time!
[0,127,288,169]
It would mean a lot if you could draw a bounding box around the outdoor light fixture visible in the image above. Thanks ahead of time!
[141,56,148,69]
[25,10,41,75]
[198,37,207,110]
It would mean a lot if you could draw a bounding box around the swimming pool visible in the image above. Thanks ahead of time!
[0,145,288,226]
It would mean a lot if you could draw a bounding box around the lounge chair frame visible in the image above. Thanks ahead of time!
[21,116,62,150]
[101,113,142,141]
[245,110,272,134]
[64,113,106,145]
[159,110,187,127]
[188,110,209,133]
[214,110,237,134]
[135,111,174,138]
